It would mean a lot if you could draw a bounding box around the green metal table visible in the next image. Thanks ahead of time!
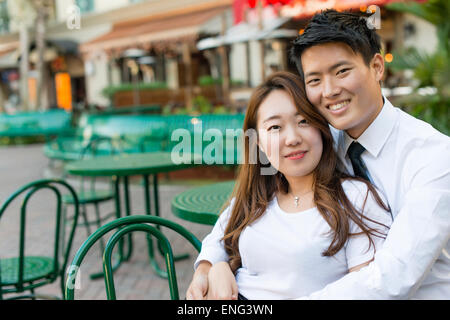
[65,152,200,278]
[171,181,235,225]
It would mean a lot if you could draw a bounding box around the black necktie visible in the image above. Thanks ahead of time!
[347,141,371,182]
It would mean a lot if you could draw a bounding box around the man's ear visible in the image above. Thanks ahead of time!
[371,53,385,82]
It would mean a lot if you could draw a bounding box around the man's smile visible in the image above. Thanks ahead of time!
[327,99,351,111]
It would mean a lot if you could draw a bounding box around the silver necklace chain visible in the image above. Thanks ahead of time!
[290,189,314,207]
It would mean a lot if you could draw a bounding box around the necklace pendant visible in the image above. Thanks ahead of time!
[294,196,299,207]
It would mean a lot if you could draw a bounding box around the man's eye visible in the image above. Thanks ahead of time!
[307,78,319,85]
[337,68,351,75]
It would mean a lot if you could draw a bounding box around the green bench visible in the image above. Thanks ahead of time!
[166,114,245,165]
[43,113,245,164]
[0,109,73,140]
[44,113,168,161]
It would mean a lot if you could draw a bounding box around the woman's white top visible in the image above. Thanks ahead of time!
[195,179,392,300]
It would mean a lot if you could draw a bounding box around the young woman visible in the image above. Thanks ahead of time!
[186,72,391,300]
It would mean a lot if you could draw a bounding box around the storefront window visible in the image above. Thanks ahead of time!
[0,0,10,33]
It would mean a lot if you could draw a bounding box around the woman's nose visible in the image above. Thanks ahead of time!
[284,125,302,146]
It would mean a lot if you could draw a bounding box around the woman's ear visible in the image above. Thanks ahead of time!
[256,134,265,155]
[257,142,265,155]
[371,53,385,82]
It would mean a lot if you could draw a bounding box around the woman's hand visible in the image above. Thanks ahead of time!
[186,261,211,300]
[206,261,239,300]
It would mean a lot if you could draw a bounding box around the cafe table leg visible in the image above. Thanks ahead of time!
[143,174,168,278]
[152,174,189,262]
[89,175,126,280]
[122,176,133,261]
[152,173,160,217]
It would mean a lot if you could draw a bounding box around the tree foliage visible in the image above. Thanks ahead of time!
[386,0,450,135]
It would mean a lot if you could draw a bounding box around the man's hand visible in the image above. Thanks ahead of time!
[206,261,238,300]
[186,261,211,300]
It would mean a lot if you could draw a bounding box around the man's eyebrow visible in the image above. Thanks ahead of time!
[304,60,353,78]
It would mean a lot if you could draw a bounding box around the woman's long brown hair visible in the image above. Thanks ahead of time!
[223,71,390,272]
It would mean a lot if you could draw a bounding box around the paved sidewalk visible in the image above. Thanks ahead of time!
[0,144,216,300]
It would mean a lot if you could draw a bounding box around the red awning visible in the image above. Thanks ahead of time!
[276,0,427,19]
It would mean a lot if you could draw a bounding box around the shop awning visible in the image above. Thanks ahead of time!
[0,48,19,69]
[0,41,20,69]
[197,16,297,50]
[81,6,229,55]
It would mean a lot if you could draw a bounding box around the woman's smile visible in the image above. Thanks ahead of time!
[285,150,308,160]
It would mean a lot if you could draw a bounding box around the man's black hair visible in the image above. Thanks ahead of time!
[290,9,381,80]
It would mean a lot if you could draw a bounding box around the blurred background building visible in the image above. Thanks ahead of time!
[0,0,443,117]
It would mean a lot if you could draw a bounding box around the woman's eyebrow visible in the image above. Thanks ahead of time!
[263,115,281,123]
[263,113,301,123]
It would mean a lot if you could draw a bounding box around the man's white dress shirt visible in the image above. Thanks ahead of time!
[304,97,450,299]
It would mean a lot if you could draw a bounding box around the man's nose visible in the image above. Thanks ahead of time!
[322,77,341,99]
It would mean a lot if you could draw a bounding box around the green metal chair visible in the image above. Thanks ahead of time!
[0,179,80,300]
[64,215,201,300]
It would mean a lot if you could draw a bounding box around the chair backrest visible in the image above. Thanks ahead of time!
[79,135,127,159]
[65,215,201,300]
[0,179,80,294]
[77,136,128,193]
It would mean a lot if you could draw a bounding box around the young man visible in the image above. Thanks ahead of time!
[187,9,450,300]
[288,9,450,299]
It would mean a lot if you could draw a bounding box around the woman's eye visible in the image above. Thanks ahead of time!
[268,125,281,131]
[298,119,308,126]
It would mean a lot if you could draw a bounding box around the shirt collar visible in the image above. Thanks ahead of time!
[343,96,397,157]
